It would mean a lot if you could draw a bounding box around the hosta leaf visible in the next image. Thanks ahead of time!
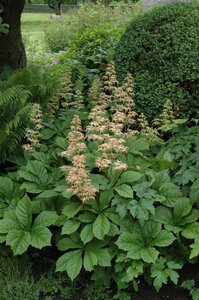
[80,224,94,244]
[33,211,58,227]
[115,184,133,198]
[30,225,52,249]
[62,203,82,218]
[84,247,98,271]
[120,171,142,184]
[62,219,80,235]
[140,247,159,263]
[6,229,30,255]
[56,250,82,280]
[150,230,175,247]
[93,214,110,240]
[16,195,32,230]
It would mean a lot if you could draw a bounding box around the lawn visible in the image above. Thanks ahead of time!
[21,13,52,52]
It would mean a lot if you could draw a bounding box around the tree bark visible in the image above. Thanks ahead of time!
[0,0,26,71]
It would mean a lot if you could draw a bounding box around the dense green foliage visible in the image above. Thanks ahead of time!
[44,3,133,52]
[115,2,199,118]
[1,3,199,298]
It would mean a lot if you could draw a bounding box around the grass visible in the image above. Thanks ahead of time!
[21,13,50,36]
[21,13,52,52]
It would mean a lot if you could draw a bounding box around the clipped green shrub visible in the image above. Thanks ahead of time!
[115,2,199,118]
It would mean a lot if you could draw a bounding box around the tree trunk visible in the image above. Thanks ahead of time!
[55,1,61,15]
[0,0,26,71]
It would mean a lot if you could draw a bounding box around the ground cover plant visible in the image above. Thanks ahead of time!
[0,2,199,299]
[0,59,199,299]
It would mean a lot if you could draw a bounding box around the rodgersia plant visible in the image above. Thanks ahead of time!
[61,115,98,202]
[23,103,44,152]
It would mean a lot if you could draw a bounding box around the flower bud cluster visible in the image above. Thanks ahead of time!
[23,103,44,152]
[61,115,98,202]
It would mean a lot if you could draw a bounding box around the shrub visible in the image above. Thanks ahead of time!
[115,2,199,119]
[44,3,134,53]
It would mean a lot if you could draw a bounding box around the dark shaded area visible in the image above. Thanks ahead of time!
[0,0,26,71]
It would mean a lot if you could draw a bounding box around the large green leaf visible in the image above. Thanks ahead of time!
[62,219,80,235]
[20,182,43,194]
[150,230,175,247]
[120,171,142,184]
[94,248,112,267]
[159,183,182,207]
[128,199,155,222]
[116,232,142,252]
[62,203,82,218]
[84,247,98,271]
[140,247,159,263]
[16,195,32,230]
[37,190,58,199]
[57,237,82,251]
[0,177,13,200]
[93,214,110,240]
[174,198,192,223]
[0,210,21,233]
[115,184,133,198]
[99,189,114,210]
[152,206,173,225]
[80,224,94,244]
[33,211,58,227]
[56,249,82,280]
[26,161,48,184]
[30,225,52,249]
[6,229,30,255]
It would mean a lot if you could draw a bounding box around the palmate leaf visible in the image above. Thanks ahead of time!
[30,225,52,249]
[61,219,81,235]
[93,214,110,240]
[0,210,21,233]
[80,223,94,244]
[6,229,30,255]
[120,171,142,184]
[127,199,155,222]
[33,211,58,227]
[56,249,82,280]
[84,247,98,271]
[16,195,32,230]
[115,184,133,198]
